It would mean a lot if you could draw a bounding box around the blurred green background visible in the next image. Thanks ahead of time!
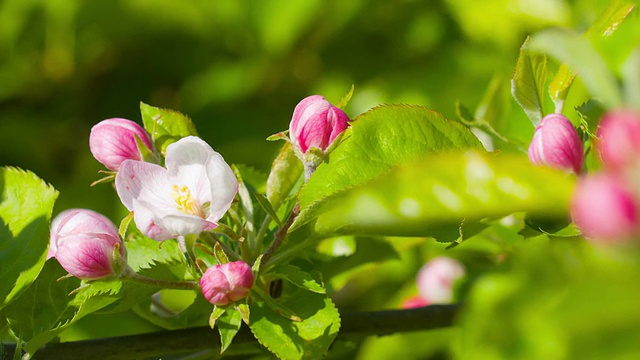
[0,0,628,357]
[0,0,607,217]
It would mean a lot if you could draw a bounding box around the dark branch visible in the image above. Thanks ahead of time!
[1,305,458,360]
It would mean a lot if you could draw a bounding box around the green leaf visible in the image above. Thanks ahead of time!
[266,142,303,210]
[475,74,511,129]
[139,102,198,155]
[0,167,58,310]
[548,1,634,112]
[511,37,547,126]
[255,193,283,227]
[270,264,326,294]
[293,104,483,232]
[217,308,242,353]
[125,231,185,272]
[5,260,120,355]
[529,28,622,109]
[250,289,340,360]
[548,65,577,112]
[585,1,635,38]
[299,152,575,239]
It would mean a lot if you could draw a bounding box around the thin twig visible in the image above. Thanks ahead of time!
[1,305,459,360]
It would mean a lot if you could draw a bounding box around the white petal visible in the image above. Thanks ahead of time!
[161,213,215,236]
[132,198,175,241]
[205,151,238,221]
[116,160,173,210]
[165,136,214,203]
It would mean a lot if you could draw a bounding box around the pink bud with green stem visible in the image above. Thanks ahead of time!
[289,95,349,179]
[90,118,154,171]
[48,209,125,280]
[528,113,584,174]
[200,261,254,306]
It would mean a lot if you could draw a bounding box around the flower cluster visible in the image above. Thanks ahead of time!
[49,94,349,316]
[49,114,251,306]
[571,110,640,243]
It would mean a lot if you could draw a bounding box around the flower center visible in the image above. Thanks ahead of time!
[171,184,205,218]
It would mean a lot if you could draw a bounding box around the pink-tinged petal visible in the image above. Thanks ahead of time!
[528,113,583,174]
[571,172,640,242]
[161,213,215,237]
[200,261,253,306]
[49,209,120,259]
[289,95,350,155]
[417,257,465,304]
[131,198,176,241]
[596,110,640,169]
[56,234,116,280]
[116,160,173,210]
[90,118,153,171]
[327,106,349,144]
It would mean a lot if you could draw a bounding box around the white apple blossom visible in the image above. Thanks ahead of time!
[116,136,238,241]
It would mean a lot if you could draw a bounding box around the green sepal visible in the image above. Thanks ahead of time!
[213,242,229,265]
[134,133,159,164]
[90,171,115,187]
[336,84,355,109]
[118,211,134,240]
[236,302,251,325]
[209,305,226,329]
[267,131,289,141]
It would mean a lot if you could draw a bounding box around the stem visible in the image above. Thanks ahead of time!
[261,204,299,268]
[6,305,459,360]
[122,265,199,291]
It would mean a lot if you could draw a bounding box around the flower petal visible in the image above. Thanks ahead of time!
[116,160,173,210]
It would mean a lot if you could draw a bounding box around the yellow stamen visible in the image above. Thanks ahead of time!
[171,184,204,217]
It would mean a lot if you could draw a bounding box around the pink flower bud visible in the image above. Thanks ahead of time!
[200,261,254,306]
[90,118,153,171]
[596,110,640,169]
[289,95,349,155]
[49,209,124,280]
[417,257,465,304]
[571,172,639,242]
[528,113,583,174]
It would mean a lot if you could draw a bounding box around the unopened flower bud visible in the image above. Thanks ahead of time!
[417,257,465,304]
[289,95,349,156]
[596,110,640,169]
[49,209,125,280]
[90,118,153,171]
[528,113,583,174]
[571,172,639,242]
[200,261,254,306]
